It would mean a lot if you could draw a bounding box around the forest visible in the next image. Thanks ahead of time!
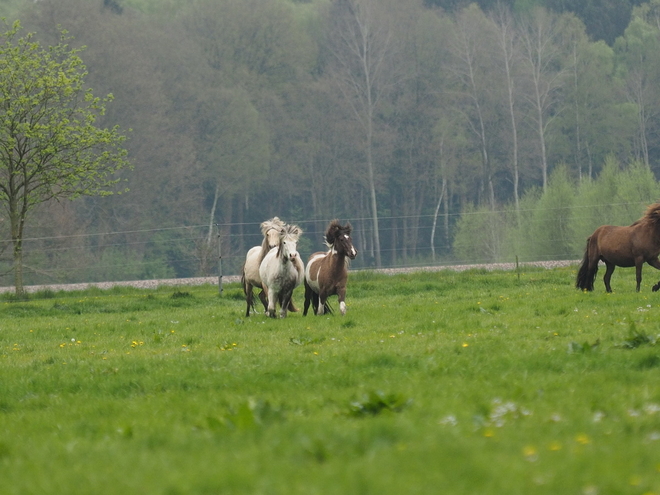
[1,0,660,284]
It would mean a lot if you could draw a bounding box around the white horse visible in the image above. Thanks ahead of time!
[259,224,304,318]
[241,217,285,316]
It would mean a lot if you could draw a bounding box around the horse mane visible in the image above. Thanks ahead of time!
[274,224,302,260]
[260,217,285,236]
[324,219,351,248]
[640,203,660,227]
[258,217,286,259]
[282,223,302,241]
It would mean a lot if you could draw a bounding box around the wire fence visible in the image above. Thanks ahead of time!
[0,202,647,288]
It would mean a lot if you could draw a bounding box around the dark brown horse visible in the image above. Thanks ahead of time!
[303,220,358,316]
[576,203,660,292]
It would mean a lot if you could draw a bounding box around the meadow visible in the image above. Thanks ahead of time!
[1,266,659,495]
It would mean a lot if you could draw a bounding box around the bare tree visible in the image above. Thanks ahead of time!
[616,6,660,170]
[447,5,498,210]
[324,0,402,268]
[491,5,522,219]
[518,7,568,191]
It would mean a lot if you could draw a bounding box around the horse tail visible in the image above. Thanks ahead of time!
[576,237,597,291]
[240,265,248,296]
[241,265,254,316]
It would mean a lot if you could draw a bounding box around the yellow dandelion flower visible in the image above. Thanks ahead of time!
[483,429,494,438]
[548,441,562,451]
[576,434,590,445]
[523,446,537,458]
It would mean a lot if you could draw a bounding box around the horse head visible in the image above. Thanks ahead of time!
[278,224,302,263]
[325,220,357,260]
[261,217,285,249]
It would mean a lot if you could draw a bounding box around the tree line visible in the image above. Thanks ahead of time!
[3,0,660,285]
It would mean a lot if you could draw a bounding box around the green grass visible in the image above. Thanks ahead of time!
[1,266,660,494]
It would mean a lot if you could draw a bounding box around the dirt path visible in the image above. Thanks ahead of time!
[0,260,579,294]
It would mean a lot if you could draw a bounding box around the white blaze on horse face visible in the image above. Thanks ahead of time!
[342,234,357,259]
[283,240,299,262]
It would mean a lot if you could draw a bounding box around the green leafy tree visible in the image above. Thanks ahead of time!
[0,21,129,295]
[523,165,576,260]
[570,157,660,253]
[614,2,660,172]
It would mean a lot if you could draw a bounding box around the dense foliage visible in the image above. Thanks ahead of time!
[3,0,660,284]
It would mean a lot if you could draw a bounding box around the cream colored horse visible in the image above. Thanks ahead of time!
[241,217,285,316]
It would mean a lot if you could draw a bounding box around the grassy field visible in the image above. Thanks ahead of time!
[1,266,660,494]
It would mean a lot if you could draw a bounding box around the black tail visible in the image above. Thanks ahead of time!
[241,267,254,317]
[576,239,597,291]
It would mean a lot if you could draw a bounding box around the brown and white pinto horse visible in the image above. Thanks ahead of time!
[259,224,304,318]
[241,217,285,316]
[303,220,357,316]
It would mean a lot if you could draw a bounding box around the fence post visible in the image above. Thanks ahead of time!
[216,223,223,295]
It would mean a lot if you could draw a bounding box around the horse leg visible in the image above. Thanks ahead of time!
[647,258,660,292]
[316,291,327,316]
[303,280,312,316]
[244,282,253,317]
[312,292,320,315]
[603,262,615,293]
[337,286,347,316]
[264,286,276,318]
[635,261,644,292]
[258,289,268,312]
[280,291,293,319]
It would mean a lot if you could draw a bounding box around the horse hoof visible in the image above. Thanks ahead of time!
[653,284,660,292]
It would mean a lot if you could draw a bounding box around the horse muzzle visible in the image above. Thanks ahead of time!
[348,248,358,260]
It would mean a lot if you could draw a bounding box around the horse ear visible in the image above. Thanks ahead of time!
[344,222,352,235]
